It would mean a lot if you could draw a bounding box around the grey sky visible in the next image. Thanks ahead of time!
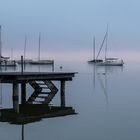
[0,0,140,60]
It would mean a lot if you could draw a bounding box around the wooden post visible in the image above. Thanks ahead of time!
[13,82,19,113]
[52,60,54,72]
[60,80,65,107]
[21,82,26,104]
[21,55,24,74]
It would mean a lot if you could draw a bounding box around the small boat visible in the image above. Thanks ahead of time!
[0,59,18,67]
[0,26,18,67]
[88,59,103,63]
[88,35,105,63]
[30,33,54,65]
[16,59,33,64]
[30,59,54,65]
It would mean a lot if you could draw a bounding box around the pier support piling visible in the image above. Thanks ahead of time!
[52,61,54,72]
[21,82,26,104]
[60,80,65,107]
[13,82,19,113]
[0,72,75,109]
[21,55,24,74]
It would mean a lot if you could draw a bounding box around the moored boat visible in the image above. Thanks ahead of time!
[0,26,18,67]
[30,59,54,65]
[0,59,18,67]
[97,58,124,66]
[96,25,124,66]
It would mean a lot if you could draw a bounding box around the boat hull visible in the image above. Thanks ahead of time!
[97,62,124,66]
[30,60,54,65]
[88,59,103,63]
[0,60,18,67]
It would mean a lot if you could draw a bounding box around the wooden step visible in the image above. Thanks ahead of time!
[37,83,46,85]
[37,96,47,98]
[39,92,51,94]
[40,86,49,89]
[33,101,47,104]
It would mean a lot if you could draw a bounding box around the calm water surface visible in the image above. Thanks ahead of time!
[0,61,140,140]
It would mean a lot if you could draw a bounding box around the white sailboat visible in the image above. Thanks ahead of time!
[15,35,33,65]
[97,26,124,66]
[97,58,124,66]
[0,25,18,67]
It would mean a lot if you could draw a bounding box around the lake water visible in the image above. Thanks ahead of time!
[0,60,140,140]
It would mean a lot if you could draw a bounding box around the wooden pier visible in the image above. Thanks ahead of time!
[0,72,75,82]
[0,72,76,113]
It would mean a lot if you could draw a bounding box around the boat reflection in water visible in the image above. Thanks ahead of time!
[91,63,124,106]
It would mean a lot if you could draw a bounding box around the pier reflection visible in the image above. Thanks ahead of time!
[0,104,76,124]
[0,103,76,140]
[0,78,77,140]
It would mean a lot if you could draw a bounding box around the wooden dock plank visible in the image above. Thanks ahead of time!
[0,72,76,83]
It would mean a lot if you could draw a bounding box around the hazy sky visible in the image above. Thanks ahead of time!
[0,0,140,60]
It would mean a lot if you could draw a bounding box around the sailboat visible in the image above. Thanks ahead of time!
[88,37,103,63]
[15,35,33,64]
[0,26,18,67]
[97,26,124,66]
[30,33,54,65]
[97,58,124,66]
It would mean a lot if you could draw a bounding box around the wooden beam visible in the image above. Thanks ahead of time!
[13,82,19,113]
[21,82,26,104]
[0,72,75,83]
[60,80,65,107]
[21,55,24,74]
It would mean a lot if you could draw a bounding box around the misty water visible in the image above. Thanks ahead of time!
[0,60,140,140]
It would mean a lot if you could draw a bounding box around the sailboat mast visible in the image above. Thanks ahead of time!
[96,32,107,60]
[24,35,27,62]
[0,25,2,58]
[105,25,108,60]
[93,36,95,60]
[11,48,13,60]
[38,32,41,62]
